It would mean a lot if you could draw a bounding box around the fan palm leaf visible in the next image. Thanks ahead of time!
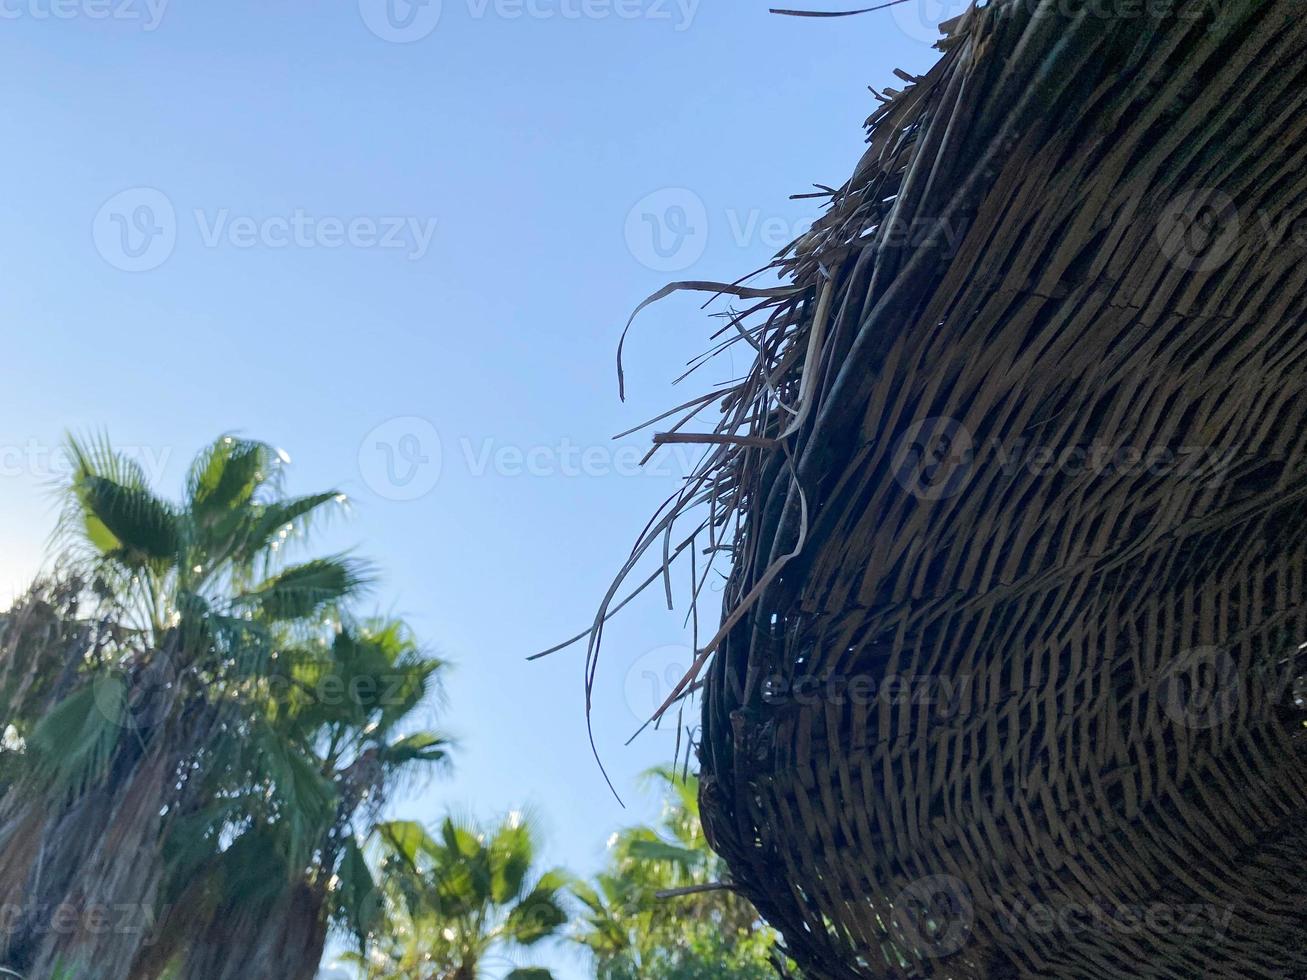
[367,812,569,979]
[0,434,449,980]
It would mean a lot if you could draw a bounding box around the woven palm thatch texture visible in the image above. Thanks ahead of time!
[599,0,1307,976]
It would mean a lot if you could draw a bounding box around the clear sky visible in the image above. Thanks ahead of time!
[0,2,956,976]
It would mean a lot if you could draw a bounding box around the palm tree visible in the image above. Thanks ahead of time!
[354,812,570,980]
[135,617,450,980]
[0,434,449,980]
[572,769,783,980]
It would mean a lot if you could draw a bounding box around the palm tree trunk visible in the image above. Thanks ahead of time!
[173,879,328,980]
[24,746,170,980]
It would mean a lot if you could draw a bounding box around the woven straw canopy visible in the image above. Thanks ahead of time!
[592,0,1307,976]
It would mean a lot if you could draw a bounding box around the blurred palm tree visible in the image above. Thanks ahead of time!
[352,811,569,980]
[0,434,449,980]
[572,768,785,980]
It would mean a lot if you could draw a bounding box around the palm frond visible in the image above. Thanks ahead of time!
[504,869,570,946]
[379,731,452,769]
[64,430,149,489]
[27,679,126,798]
[186,436,277,524]
[229,492,345,566]
[335,835,383,950]
[623,837,704,869]
[250,721,339,874]
[236,556,373,622]
[375,820,438,871]
[76,476,180,564]
[489,819,534,904]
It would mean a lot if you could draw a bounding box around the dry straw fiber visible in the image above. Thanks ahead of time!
[599,0,1307,976]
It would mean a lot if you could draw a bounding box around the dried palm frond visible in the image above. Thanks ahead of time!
[562,0,1307,975]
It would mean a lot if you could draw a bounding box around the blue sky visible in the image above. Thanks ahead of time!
[0,2,956,975]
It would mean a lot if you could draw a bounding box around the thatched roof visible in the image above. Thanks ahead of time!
[575,0,1307,975]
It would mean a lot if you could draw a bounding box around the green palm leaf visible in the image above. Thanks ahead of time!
[77,476,179,562]
[237,556,372,621]
[187,436,275,524]
[377,820,438,869]
[250,722,338,872]
[371,812,568,976]
[337,836,383,948]
[230,491,343,565]
[381,731,453,767]
[27,680,126,798]
[505,870,570,945]
[624,838,705,868]
[26,432,452,979]
[65,430,149,489]
[490,820,534,903]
